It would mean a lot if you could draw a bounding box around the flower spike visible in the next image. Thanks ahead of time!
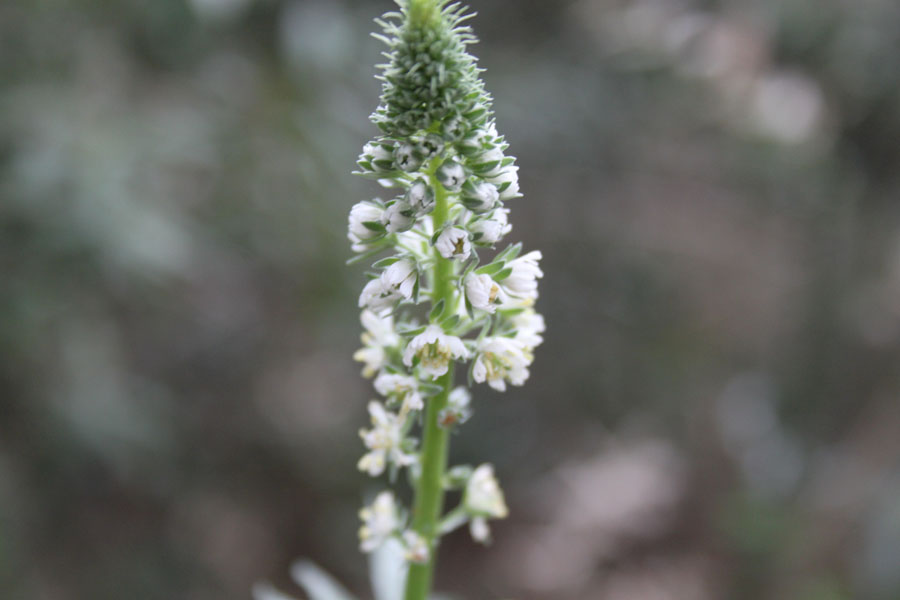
[348,2,545,598]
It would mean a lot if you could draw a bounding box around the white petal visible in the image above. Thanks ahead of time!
[469,517,490,544]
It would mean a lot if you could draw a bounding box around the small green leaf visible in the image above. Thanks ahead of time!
[464,107,487,121]
[372,256,401,269]
[398,325,426,337]
[475,261,505,276]
[496,242,522,262]
[472,159,500,174]
[346,245,387,265]
[441,314,460,331]
[429,299,445,322]
[461,255,480,280]
[362,221,386,233]
[492,267,513,281]
[477,318,492,341]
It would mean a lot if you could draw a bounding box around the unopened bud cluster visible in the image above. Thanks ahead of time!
[349,0,544,565]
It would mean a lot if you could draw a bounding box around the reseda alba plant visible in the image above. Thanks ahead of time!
[255,2,543,599]
[350,1,544,598]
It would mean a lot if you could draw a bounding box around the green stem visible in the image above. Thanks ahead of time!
[404,173,454,600]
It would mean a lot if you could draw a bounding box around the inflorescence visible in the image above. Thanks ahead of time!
[349,0,544,568]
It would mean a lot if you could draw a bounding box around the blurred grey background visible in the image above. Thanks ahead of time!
[2,0,900,599]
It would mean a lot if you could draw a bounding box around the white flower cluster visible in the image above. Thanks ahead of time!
[349,114,543,560]
[358,491,430,565]
[347,1,544,565]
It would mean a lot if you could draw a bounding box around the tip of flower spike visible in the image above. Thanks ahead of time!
[404,0,440,27]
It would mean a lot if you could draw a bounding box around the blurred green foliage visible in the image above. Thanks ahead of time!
[2,0,899,599]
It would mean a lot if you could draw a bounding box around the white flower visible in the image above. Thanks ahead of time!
[358,278,398,314]
[405,179,434,213]
[394,142,422,172]
[466,464,508,517]
[476,146,505,166]
[469,517,491,544]
[436,160,465,192]
[383,201,415,233]
[358,401,416,476]
[486,165,520,200]
[439,386,472,428]
[353,310,399,377]
[501,250,543,300]
[470,209,511,244]
[472,147,510,179]
[464,464,508,544]
[374,373,424,412]
[402,530,430,564]
[348,201,384,252]
[472,336,531,391]
[460,128,488,153]
[359,491,400,553]
[363,141,393,163]
[380,258,418,300]
[402,325,469,379]
[447,387,471,411]
[360,258,417,314]
[512,309,546,350]
[462,180,500,213]
[417,133,444,159]
[435,227,471,260]
[465,273,503,313]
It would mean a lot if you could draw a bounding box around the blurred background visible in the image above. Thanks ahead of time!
[2,0,900,598]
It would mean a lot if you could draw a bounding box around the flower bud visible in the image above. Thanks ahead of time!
[470,208,511,245]
[436,160,466,192]
[405,179,435,214]
[381,258,418,300]
[384,200,416,233]
[461,180,499,213]
[442,115,467,140]
[471,146,506,176]
[362,141,395,173]
[348,201,385,252]
[459,129,487,155]
[486,165,520,200]
[417,133,445,160]
[394,142,424,173]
